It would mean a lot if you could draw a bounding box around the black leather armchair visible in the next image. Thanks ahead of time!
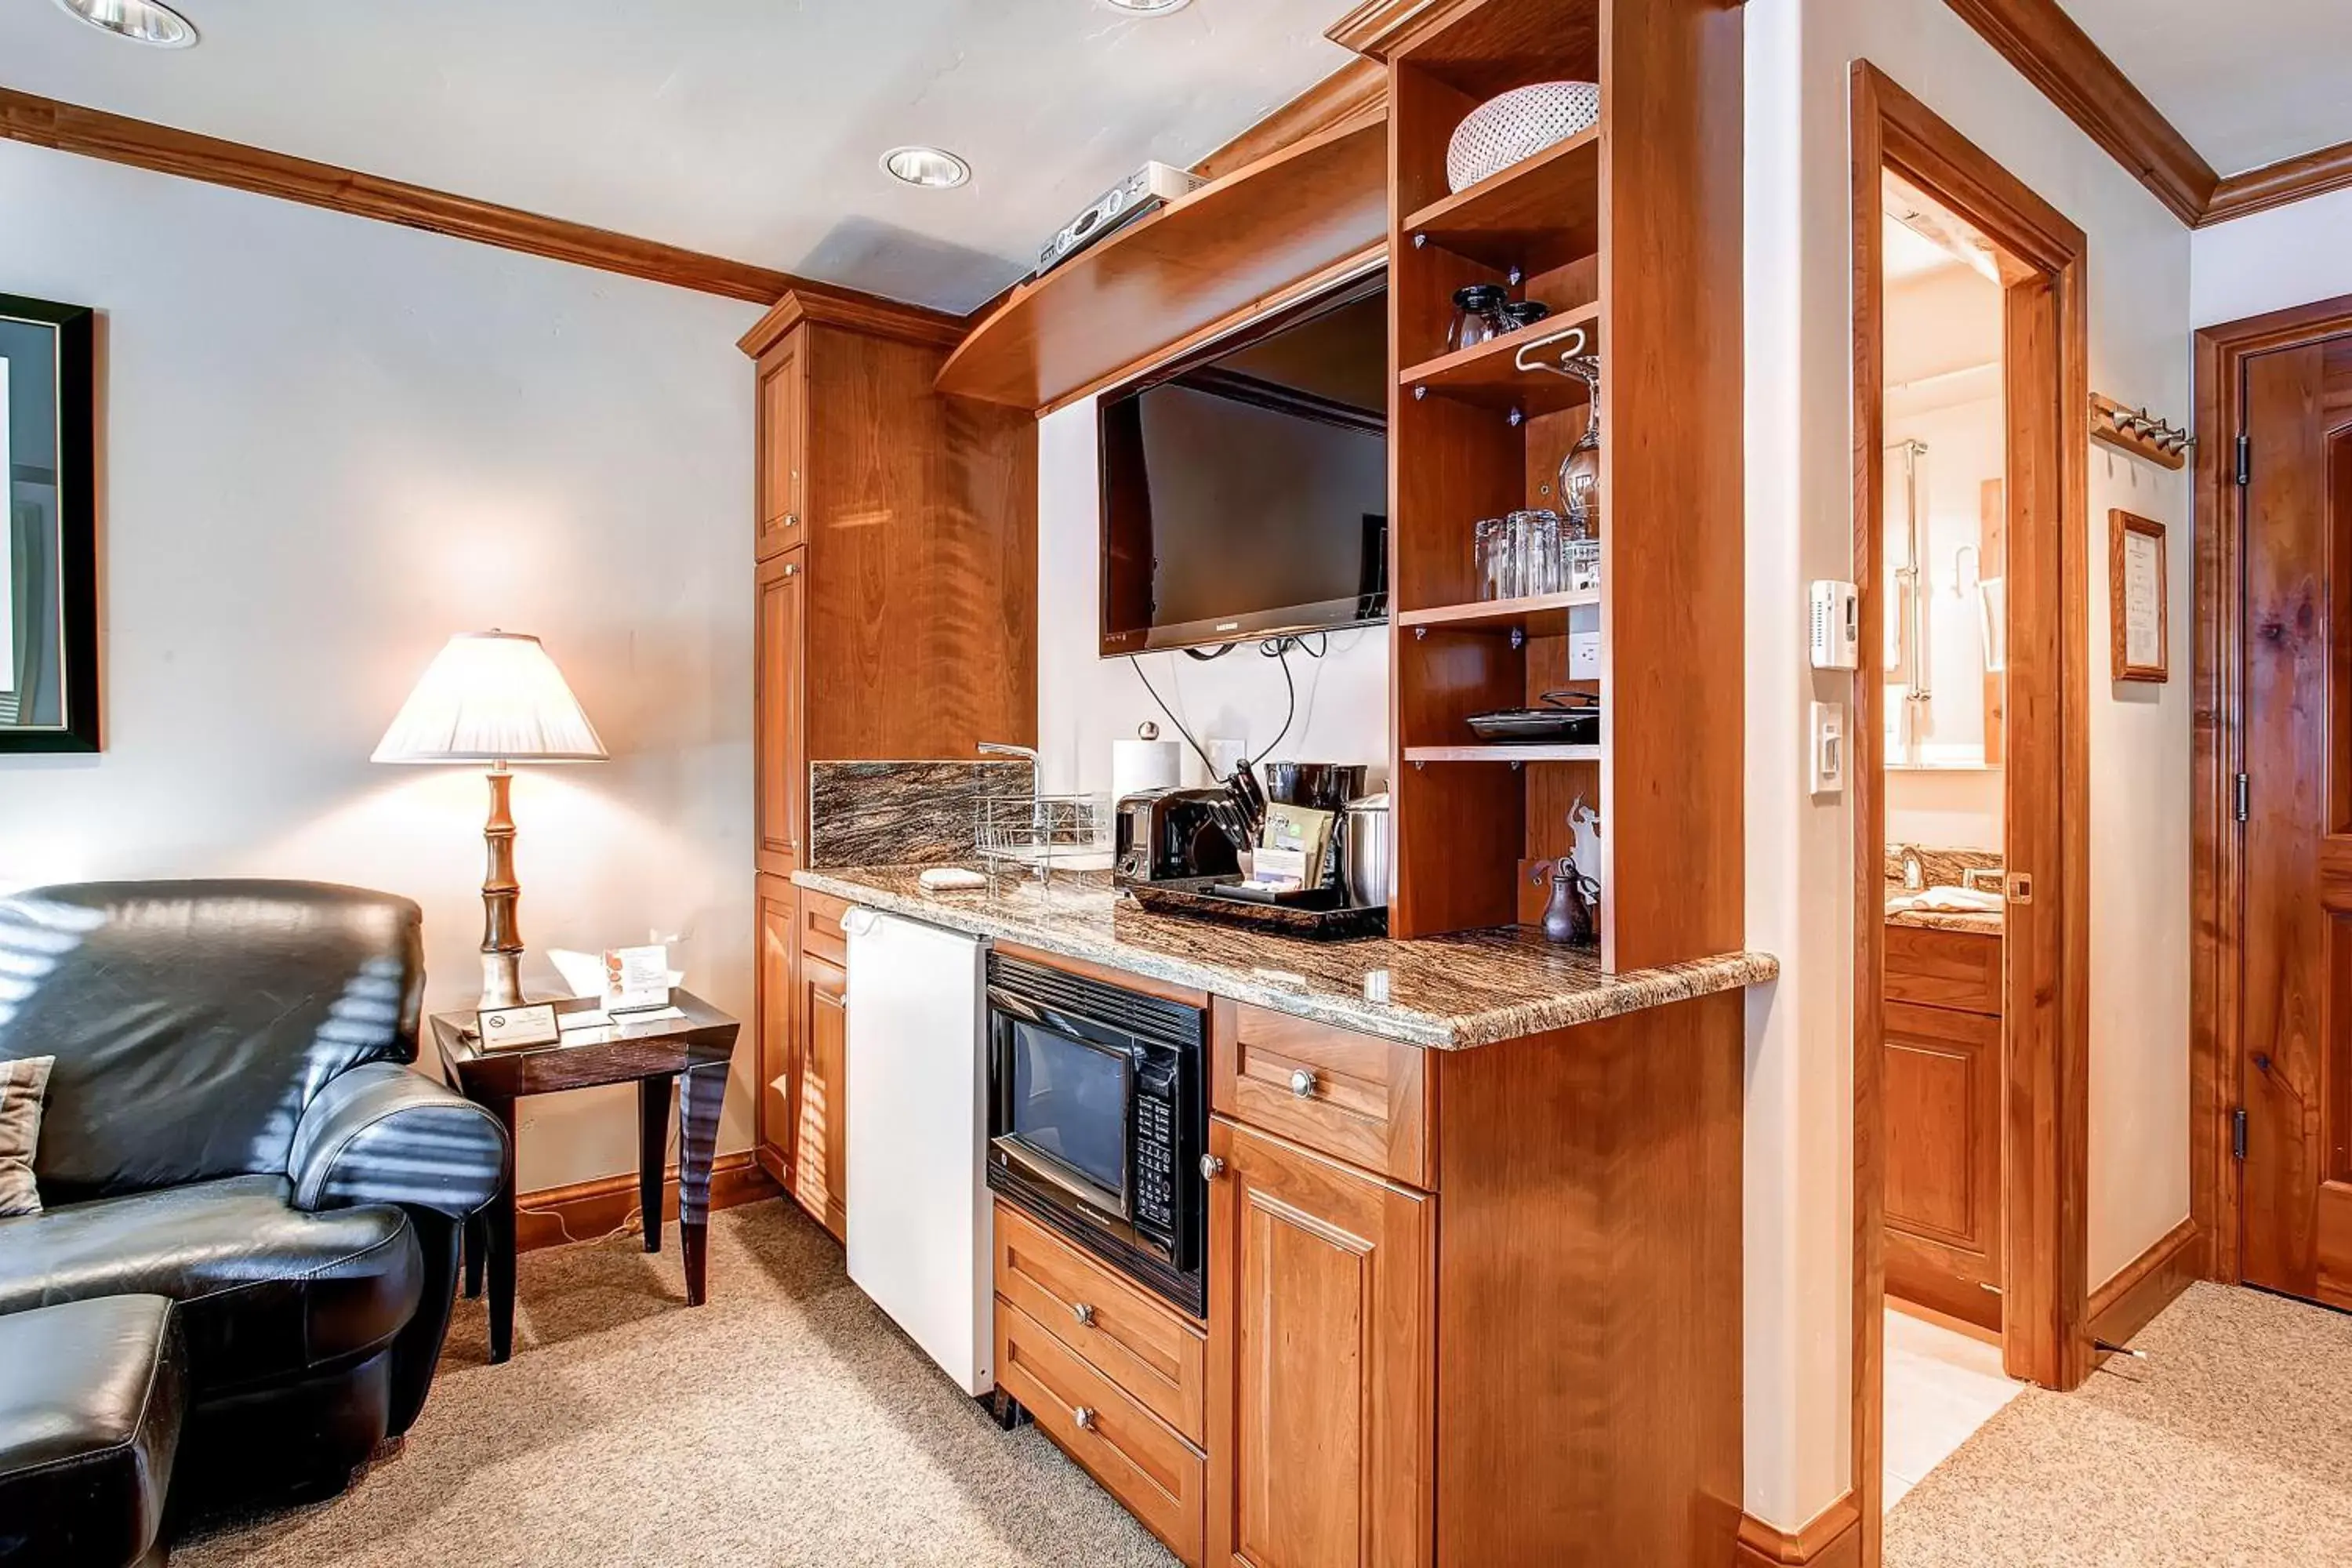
[0,880,508,1508]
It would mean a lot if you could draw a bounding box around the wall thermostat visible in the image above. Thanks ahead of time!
[1809,580,1860,670]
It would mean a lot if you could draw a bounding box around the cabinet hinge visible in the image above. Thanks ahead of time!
[2237,433,2252,488]
[2236,774,2251,822]
[2233,1107,2249,1161]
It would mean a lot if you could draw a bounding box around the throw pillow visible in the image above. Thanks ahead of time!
[0,1055,52,1217]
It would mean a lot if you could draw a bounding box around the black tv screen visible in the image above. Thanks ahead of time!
[1098,278,1388,655]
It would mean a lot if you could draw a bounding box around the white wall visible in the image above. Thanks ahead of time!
[1036,396,1389,796]
[0,140,762,1192]
[2192,184,2352,328]
[1744,0,2194,1530]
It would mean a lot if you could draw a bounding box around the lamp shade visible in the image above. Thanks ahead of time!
[372,631,607,764]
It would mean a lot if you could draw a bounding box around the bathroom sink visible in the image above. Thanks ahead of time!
[1886,885,2004,916]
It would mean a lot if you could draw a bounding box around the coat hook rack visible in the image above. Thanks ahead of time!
[2091,394,2192,471]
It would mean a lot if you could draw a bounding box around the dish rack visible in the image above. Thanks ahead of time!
[976,793,1112,883]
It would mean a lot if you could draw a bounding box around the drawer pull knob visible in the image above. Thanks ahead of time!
[1289,1068,1319,1098]
[1200,1154,1225,1180]
[1073,1405,1098,1432]
[1073,1301,1097,1328]
[784,511,800,528]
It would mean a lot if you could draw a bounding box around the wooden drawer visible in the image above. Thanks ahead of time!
[1212,998,1432,1188]
[994,1202,1205,1445]
[1884,923,2002,1016]
[998,1300,1205,1568]
[798,888,851,968]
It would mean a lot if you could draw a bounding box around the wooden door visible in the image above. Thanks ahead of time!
[1883,998,2004,1329]
[2238,335,2352,1308]
[755,876,798,1185]
[1205,1116,1431,1568]
[755,547,807,877]
[793,949,849,1240]
[756,332,807,560]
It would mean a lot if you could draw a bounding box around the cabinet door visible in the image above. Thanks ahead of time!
[756,332,807,560]
[1206,1117,1432,1568]
[755,547,807,876]
[755,877,799,1184]
[793,949,849,1241]
[1884,998,2004,1329]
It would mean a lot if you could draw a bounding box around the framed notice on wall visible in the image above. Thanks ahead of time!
[2110,510,2167,683]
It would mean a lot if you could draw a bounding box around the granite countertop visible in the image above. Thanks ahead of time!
[792,864,1778,1050]
[1886,906,2004,935]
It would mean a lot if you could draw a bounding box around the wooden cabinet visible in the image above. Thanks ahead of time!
[755,547,807,877]
[754,876,797,1187]
[1204,1116,1432,1568]
[1882,924,2005,1330]
[740,289,1037,1190]
[1212,999,1432,1187]
[756,331,806,559]
[792,947,850,1241]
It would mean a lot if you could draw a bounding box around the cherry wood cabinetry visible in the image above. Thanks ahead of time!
[741,289,1038,1210]
[1204,1117,1434,1568]
[1882,924,2005,1330]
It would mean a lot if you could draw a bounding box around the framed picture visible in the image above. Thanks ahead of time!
[2109,509,2167,683]
[0,295,99,752]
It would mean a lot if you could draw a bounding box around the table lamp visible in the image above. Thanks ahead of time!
[372,630,606,1007]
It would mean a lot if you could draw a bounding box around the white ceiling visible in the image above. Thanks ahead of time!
[0,0,1360,313]
[2060,0,2352,176]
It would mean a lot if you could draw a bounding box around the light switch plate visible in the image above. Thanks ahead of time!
[1809,701,1846,797]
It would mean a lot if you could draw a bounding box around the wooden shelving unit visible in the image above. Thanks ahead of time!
[1398,303,1601,413]
[1377,0,1744,977]
[934,113,1388,411]
[1396,586,1597,635]
[1403,127,1601,272]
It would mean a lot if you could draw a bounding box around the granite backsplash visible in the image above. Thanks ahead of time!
[807,760,1036,869]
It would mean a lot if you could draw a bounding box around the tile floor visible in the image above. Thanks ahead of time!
[1882,1305,2026,1511]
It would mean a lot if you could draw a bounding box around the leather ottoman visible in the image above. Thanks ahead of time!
[0,1295,185,1568]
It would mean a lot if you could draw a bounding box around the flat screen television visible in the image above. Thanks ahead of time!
[1098,276,1388,656]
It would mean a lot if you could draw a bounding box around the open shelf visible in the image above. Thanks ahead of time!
[1403,129,1600,274]
[1404,744,1601,764]
[1399,303,1601,415]
[935,114,1388,410]
[1398,588,1599,637]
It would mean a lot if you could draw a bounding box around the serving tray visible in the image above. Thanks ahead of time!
[1123,877,1388,941]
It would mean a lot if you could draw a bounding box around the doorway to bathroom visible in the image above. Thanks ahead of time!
[1850,60,2092,1565]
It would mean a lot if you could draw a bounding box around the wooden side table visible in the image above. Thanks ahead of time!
[429,989,740,1363]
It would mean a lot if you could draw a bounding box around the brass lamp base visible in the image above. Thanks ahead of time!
[479,762,526,1007]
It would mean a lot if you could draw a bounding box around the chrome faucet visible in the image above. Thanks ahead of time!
[1899,846,1925,891]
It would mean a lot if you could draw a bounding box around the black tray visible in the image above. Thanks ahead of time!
[1465,707,1600,744]
[1123,877,1388,940]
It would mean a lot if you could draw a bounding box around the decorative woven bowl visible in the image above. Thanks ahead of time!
[1446,80,1601,193]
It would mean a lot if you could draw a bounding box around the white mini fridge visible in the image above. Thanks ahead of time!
[842,908,993,1395]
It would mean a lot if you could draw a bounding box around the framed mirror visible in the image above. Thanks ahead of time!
[1,295,98,753]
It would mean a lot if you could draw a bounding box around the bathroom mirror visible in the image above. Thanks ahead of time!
[0,295,99,753]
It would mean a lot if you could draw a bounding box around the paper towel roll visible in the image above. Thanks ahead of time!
[1112,738,1181,802]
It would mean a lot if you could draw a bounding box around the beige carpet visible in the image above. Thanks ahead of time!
[176,1200,1178,1568]
[1886,1281,2352,1566]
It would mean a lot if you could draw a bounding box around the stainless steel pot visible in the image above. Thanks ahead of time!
[1343,793,1392,909]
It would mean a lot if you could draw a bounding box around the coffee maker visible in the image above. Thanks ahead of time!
[1113,788,1241,885]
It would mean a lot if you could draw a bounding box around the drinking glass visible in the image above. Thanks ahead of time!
[1474,517,1508,600]
[1510,510,1561,596]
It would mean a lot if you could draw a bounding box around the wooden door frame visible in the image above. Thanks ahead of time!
[1849,60,2093,1563]
[2190,290,2352,1287]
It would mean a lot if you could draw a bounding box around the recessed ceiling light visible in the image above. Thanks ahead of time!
[880,146,971,190]
[1097,0,1194,13]
[53,0,199,46]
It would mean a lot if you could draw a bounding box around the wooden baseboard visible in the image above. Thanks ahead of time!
[1737,1495,1862,1568]
[2085,1216,2201,1357]
[515,1150,779,1251]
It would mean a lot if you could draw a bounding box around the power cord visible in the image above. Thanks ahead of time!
[1127,633,1321,778]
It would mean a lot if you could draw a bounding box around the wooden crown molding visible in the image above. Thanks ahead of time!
[0,85,850,308]
[738,286,966,358]
[1940,0,2217,226]
[2203,138,2352,227]
[1326,0,1463,60]
[1736,1495,1863,1568]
